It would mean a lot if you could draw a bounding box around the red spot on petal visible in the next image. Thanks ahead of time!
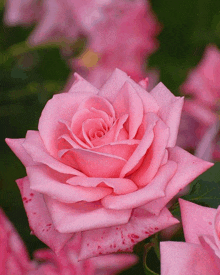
[46,223,52,226]
[155,227,159,230]
[87,243,89,247]
[30,193,34,196]
[113,244,116,248]
[131,234,139,239]
[98,246,101,249]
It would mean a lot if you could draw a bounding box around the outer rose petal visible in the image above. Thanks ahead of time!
[150,82,184,147]
[101,160,177,210]
[45,196,132,234]
[5,138,35,167]
[79,206,179,260]
[112,81,143,139]
[99,69,159,113]
[179,199,216,244]
[160,241,219,275]
[16,177,73,253]
[38,92,95,157]
[68,72,99,94]
[23,130,83,176]
[27,165,112,203]
[144,146,214,215]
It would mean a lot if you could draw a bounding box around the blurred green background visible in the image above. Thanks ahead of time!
[1,0,220,274]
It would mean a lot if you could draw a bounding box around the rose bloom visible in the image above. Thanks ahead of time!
[0,208,137,274]
[160,199,220,275]
[31,233,138,275]
[6,69,213,259]
[72,0,160,88]
[0,208,33,274]
[177,45,220,161]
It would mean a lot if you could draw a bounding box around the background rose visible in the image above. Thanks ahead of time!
[6,68,213,259]
[160,199,220,274]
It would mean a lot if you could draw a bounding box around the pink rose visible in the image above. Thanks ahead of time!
[6,68,213,259]
[0,208,32,274]
[160,199,220,274]
[177,45,220,161]
[32,234,138,275]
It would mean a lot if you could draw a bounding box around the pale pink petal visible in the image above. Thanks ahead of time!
[76,95,115,118]
[144,146,214,215]
[112,81,143,139]
[16,177,73,253]
[120,112,159,177]
[179,199,216,244]
[214,206,220,250]
[91,254,138,274]
[91,140,139,161]
[38,92,94,157]
[99,69,159,113]
[45,197,132,234]
[131,119,169,187]
[195,120,219,162]
[199,235,220,266]
[70,148,126,177]
[23,130,83,176]
[67,177,138,195]
[150,82,184,147]
[102,160,177,210]
[67,72,99,94]
[5,138,35,167]
[184,99,217,126]
[27,165,112,203]
[79,206,178,259]
[160,241,219,275]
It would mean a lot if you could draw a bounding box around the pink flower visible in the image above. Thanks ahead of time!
[31,234,138,275]
[73,0,160,88]
[0,208,33,274]
[177,45,220,161]
[160,199,220,274]
[6,68,213,259]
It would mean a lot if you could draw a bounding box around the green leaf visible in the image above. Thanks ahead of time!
[143,243,159,275]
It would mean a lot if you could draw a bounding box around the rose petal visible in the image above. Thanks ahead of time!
[120,112,159,177]
[68,72,99,94]
[102,160,177,210]
[38,92,94,157]
[99,69,159,113]
[27,165,112,203]
[160,241,219,275]
[131,119,169,187]
[150,82,184,147]
[67,177,138,195]
[16,177,73,253]
[112,81,143,139]
[79,206,179,259]
[179,199,216,244]
[23,130,83,176]
[144,146,214,215]
[70,148,127,177]
[45,197,132,234]
[5,138,35,167]
[76,95,115,118]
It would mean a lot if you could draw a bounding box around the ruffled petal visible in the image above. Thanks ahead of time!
[99,69,159,113]
[112,81,143,139]
[5,138,35,167]
[144,146,214,215]
[150,82,184,147]
[16,177,73,253]
[23,130,83,176]
[79,206,178,259]
[70,148,127,177]
[120,112,159,177]
[45,197,132,234]
[102,160,177,210]
[131,119,169,187]
[67,176,138,195]
[160,241,219,275]
[27,165,112,203]
[38,92,93,157]
[179,199,216,244]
